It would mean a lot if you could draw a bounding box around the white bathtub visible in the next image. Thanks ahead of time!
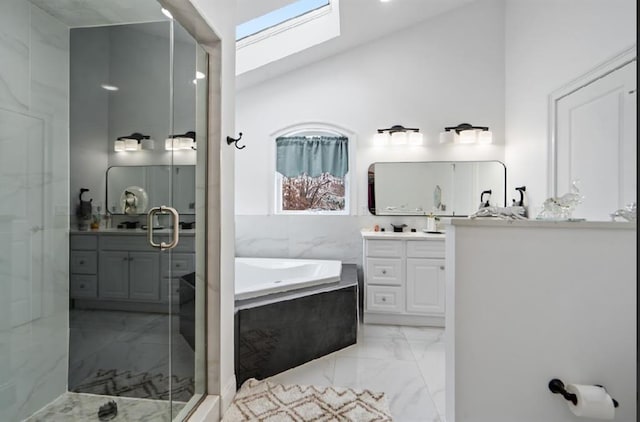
[235,257,342,300]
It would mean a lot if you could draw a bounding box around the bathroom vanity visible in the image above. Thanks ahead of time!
[361,230,445,327]
[70,229,195,312]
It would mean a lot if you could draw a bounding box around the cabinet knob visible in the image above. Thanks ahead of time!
[440,266,445,270]
[123,257,128,261]
[381,297,387,302]
[80,284,85,288]
[79,260,85,265]
[176,264,181,268]
[129,257,134,261]
[381,269,387,275]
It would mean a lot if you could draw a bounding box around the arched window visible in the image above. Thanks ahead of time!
[274,128,351,214]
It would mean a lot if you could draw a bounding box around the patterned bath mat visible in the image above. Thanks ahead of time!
[72,369,194,402]
[223,378,393,421]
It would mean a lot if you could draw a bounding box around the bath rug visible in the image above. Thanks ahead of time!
[223,378,393,421]
[72,369,194,402]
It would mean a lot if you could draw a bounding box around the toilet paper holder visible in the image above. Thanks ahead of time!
[548,378,619,408]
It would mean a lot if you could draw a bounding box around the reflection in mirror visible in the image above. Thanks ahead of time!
[106,165,196,214]
[368,161,506,216]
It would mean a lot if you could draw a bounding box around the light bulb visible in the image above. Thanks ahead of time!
[114,140,125,152]
[409,132,424,145]
[458,130,477,144]
[390,131,407,145]
[373,132,389,146]
[478,130,493,144]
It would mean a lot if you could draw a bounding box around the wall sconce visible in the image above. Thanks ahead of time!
[165,131,196,150]
[374,125,424,146]
[114,132,154,152]
[439,123,492,144]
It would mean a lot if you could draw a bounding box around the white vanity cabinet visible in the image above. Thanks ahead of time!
[70,231,194,311]
[70,234,98,299]
[362,232,445,327]
[99,235,160,301]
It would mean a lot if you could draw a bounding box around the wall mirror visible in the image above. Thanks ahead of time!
[368,161,507,216]
[106,165,196,214]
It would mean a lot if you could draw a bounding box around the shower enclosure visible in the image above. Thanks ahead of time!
[0,1,209,420]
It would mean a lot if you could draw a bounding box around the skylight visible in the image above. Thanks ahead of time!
[236,0,330,41]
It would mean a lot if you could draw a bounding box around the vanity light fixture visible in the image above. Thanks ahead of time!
[165,131,196,150]
[375,125,424,146]
[439,123,492,144]
[115,132,154,152]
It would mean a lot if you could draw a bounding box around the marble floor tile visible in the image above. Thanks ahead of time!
[266,353,336,388]
[261,323,447,422]
[336,334,415,361]
[333,356,440,422]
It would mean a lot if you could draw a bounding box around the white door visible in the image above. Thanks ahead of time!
[555,59,636,220]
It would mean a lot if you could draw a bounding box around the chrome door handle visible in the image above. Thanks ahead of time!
[147,206,180,250]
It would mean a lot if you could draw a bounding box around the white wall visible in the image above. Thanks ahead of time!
[504,0,637,212]
[235,0,506,262]
[446,220,636,421]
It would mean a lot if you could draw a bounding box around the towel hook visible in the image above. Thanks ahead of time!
[226,132,245,150]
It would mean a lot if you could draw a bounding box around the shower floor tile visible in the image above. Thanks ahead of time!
[24,392,185,422]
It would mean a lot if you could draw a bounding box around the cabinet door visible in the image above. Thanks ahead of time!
[129,252,160,301]
[99,251,129,299]
[406,258,445,315]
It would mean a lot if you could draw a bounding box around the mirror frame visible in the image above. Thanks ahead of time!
[368,160,507,217]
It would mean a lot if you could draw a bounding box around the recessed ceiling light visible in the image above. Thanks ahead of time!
[101,84,119,91]
[161,8,173,19]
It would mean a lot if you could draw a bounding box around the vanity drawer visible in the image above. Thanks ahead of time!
[70,275,98,298]
[70,251,97,274]
[100,235,154,251]
[366,285,404,313]
[366,258,402,286]
[70,235,97,250]
[406,240,444,258]
[161,253,195,276]
[365,240,403,258]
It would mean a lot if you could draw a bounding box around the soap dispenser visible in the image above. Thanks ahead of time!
[512,186,528,218]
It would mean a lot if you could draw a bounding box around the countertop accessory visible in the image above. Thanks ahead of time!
[390,223,407,233]
[227,132,245,149]
[610,202,636,222]
[479,189,492,209]
[536,180,583,220]
[119,185,148,214]
[76,188,93,231]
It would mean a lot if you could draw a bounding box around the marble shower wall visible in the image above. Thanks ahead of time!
[0,2,69,421]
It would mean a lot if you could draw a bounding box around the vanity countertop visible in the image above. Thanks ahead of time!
[70,228,196,235]
[360,229,445,240]
[450,219,636,230]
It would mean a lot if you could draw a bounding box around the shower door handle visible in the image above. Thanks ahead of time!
[147,206,180,250]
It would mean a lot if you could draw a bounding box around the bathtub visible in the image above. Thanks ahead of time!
[235,257,342,300]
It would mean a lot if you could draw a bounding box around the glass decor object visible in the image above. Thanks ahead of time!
[536,180,584,221]
[610,202,636,222]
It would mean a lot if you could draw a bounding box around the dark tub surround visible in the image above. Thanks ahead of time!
[235,264,358,388]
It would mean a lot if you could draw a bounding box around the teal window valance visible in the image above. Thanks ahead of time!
[276,136,349,178]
